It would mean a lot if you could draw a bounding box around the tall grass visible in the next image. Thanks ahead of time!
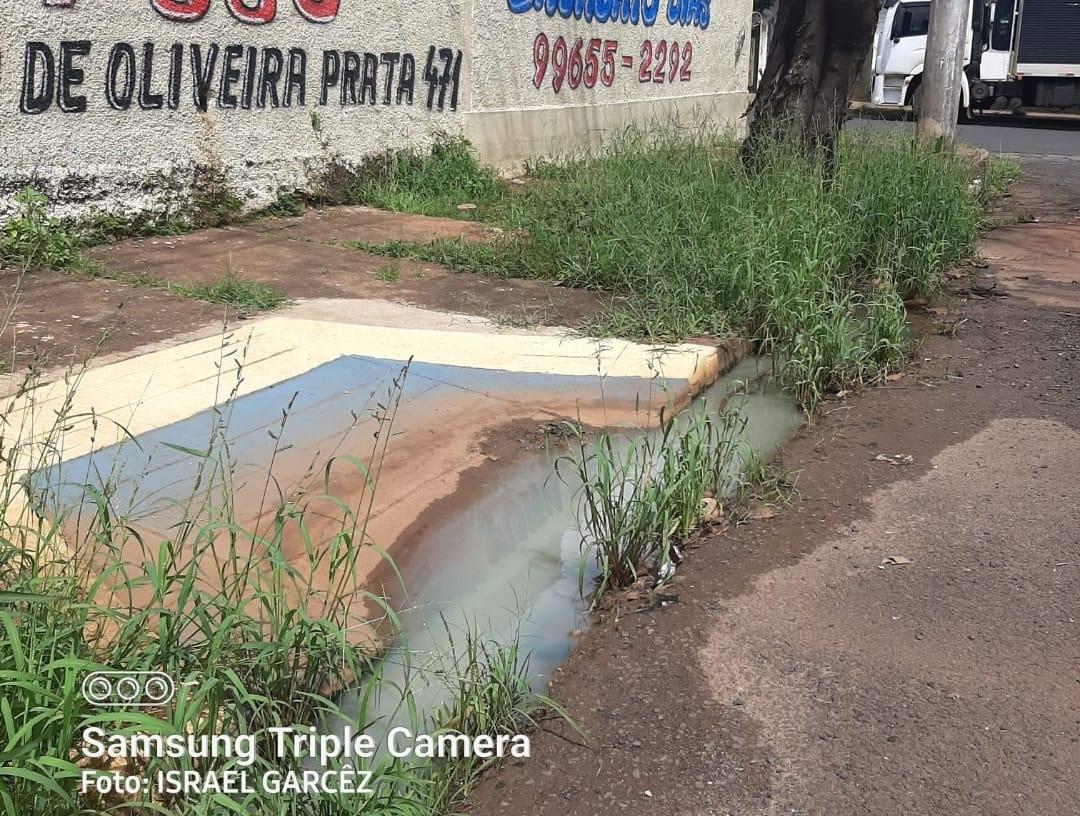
[343,141,510,220]
[558,404,747,601]
[0,350,545,815]
[417,622,566,812]
[0,189,78,271]
[352,131,1011,407]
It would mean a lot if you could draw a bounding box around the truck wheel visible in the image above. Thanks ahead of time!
[910,84,923,118]
[910,84,969,123]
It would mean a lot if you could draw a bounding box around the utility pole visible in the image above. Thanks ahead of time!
[916,0,969,145]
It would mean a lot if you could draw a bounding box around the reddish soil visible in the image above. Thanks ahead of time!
[85,212,602,330]
[0,206,604,375]
[246,203,495,244]
[469,160,1080,815]
[0,268,222,373]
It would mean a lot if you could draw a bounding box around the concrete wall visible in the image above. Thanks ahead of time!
[0,0,753,220]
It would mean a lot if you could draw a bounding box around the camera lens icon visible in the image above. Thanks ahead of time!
[81,672,176,708]
[84,674,114,706]
[144,674,173,703]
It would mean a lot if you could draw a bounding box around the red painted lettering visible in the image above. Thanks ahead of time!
[150,0,211,22]
[150,0,338,23]
[293,0,340,23]
[226,0,277,24]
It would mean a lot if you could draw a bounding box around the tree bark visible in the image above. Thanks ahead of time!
[742,0,883,163]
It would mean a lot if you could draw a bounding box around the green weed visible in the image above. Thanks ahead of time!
[188,165,245,228]
[315,139,508,218]
[352,139,507,219]
[728,452,800,522]
[68,209,190,246]
[979,156,1022,202]
[558,404,747,601]
[82,264,288,312]
[0,189,78,270]
[376,263,401,283]
[346,238,514,278]
[255,191,306,219]
[177,273,289,311]
[419,622,569,811]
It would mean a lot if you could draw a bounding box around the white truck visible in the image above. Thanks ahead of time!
[870,0,1080,116]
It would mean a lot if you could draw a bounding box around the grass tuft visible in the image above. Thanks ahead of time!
[375,262,401,283]
[558,404,747,601]
[419,622,568,811]
[313,138,509,219]
[80,263,289,313]
[177,273,289,311]
[351,139,508,219]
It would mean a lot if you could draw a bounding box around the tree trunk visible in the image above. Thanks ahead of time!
[742,0,883,163]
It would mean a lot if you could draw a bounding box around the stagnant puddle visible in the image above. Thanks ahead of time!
[335,355,802,742]
[27,349,800,747]
[26,351,688,629]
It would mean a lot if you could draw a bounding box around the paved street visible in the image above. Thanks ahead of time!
[851,113,1080,157]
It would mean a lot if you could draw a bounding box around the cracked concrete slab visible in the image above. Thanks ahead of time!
[981,223,1080,308]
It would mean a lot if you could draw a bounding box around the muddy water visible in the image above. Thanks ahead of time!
[26,353,681,642]
[28,348,800,747]
[334,356,802,742]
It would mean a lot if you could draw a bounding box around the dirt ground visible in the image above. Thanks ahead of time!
[469,159,1080,815]
[0,205,602,374]
[0,268,224,373]
[84,208,603,329]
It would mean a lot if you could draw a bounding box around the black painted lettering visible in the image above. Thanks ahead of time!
[258,47,284,108]
[320,50,340,105]
[240,46,258,109]
[284,48,306,107]
[105,42,137,111]
[219,44,243,108]
[139,43,165,110]
[20,42,54,115]
[59,40,91,113]
[379,52,399,105]
[341,51,360,105]
[167,42,183,109]
[435,47,454,112]
[423,46,438,110]
[190,43,220,111]
[448,49,462,112]
[397,52,415,106]
[360,52,377,105]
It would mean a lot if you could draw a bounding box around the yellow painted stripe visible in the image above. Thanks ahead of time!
[3,315,721,468]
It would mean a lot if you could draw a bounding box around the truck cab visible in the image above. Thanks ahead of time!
[869,0,1080,114]
[870,0,1014,112]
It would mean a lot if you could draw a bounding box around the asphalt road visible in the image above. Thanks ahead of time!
[851,113,1080,157]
